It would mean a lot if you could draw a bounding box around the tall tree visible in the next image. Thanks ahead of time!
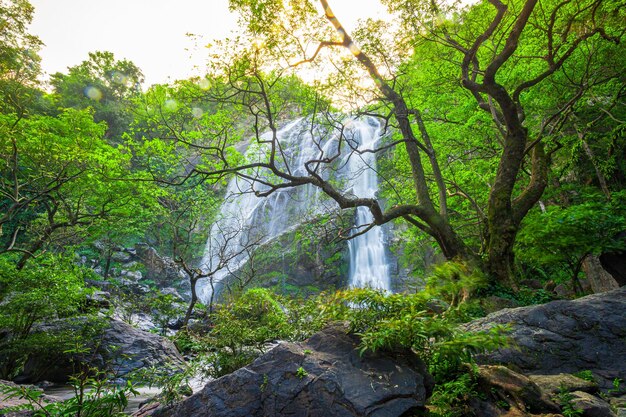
[50,51,144,141]
[0,0,44,116]
[210,0,624,286]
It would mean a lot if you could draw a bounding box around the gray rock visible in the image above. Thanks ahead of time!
[99,319,184,377]
[474,365,560,414]
[529,374,599,395]
[120,269,143,282]
[86,290,111,309]
[154,323,434,417]
[134,244,183,287]
[16,318,184,383]
[570,391,616,417]
[464,287,626,392]
[583,255,620,293]
[111,251,132,263]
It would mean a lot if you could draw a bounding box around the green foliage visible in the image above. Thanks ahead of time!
[0,107,159,265]
[608,378,622,395]
[0,254,92,334]
[50,51,143,141]
[425,261,488,308]
[428,372,479,417]
[295,366,308,379]
[0,0,44,114]
[194,283,508,382]
[190,288,329,378]
[516,189,626,289]
[572,370,595,383]
[147,290,185,336]
[0,367,138,417]
[132,364,194,407]
[556,386,584,417]
[480,283,556,307]
[325,288,508,382]
[0,254,111,379]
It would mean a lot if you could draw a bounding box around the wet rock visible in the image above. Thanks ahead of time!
[154,323,434,417]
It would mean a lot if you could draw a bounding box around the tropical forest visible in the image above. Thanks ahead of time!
[0,0,625,416]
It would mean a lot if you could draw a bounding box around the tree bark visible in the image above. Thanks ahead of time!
[183,276,199,328]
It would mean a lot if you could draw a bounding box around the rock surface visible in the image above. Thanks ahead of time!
[464,287,626,391]
[16,318,184,383]
[135,244,184,287]
[154,323,434,417]
[583,255,620,293]
[528,374,599,395]
[470,365,560,416]
[569,391,616,417]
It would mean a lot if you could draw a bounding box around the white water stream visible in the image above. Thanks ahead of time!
[197,116,391,301]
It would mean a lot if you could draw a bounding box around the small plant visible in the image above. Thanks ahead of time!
[296,366,308,379]
[303,349,312,355]
[0,368,138,417]
[428,373,478,417]
[608,378,622,395]
[260,374,269,391]
[573,370,595,382]
[132,364,194,406]
[556,386,583,417]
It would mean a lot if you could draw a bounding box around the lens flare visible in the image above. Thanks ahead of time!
[191,107,203,118]
[164,99,178,111]
[198,78,210,90]
[84,86,103,101]
[111,71,129,86]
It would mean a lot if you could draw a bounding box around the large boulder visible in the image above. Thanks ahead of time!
[154,323,434,417]
[16,318,184,383]
[583,255,620,293]
[464,287,626,391]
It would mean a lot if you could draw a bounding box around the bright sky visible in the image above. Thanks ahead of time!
[29,0,387,87]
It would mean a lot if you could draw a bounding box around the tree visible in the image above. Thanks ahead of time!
[0,108,154,268]
[200,0,625,287]
[0,253,94,378]
[177,215,263,326]
[0,0,44,117]
[50,51,144,141]
[516,189,626,292]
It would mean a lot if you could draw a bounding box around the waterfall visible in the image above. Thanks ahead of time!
[346,120,391,291]
[197,116,391,302]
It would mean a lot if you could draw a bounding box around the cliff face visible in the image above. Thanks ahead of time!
[216,216,352,297]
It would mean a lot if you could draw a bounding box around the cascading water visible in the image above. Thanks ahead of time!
[346,120,391,291]
[197,116,391,302]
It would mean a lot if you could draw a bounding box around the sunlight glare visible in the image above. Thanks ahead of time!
[84,86,103,101]
[164,99,178,111]
[191,107,203,118]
